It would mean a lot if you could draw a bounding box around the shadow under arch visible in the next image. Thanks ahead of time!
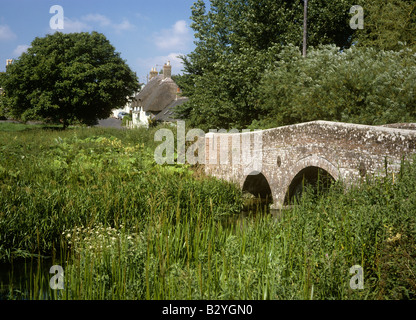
[242,171,273,208]
[284,166,336,205]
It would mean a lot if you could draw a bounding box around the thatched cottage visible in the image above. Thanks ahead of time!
[128,61,188,127]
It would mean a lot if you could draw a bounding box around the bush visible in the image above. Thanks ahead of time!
[0,92,8,120]
[256,45,416,128]
[122,114,132,126]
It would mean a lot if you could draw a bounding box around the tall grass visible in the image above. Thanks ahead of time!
[1,123,415,300]
[0,125,241,261]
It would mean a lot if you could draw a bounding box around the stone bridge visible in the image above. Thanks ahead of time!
[204,121,416,209]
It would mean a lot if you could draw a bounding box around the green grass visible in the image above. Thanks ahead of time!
[1,123,415,300]
[0,121,69,132]
[0,122,46,132]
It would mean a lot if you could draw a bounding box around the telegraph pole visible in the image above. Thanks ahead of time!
[303,0,308,58]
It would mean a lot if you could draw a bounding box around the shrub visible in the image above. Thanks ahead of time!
[256,45,416,128]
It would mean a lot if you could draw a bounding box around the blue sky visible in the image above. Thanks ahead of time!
[0,0,197,83]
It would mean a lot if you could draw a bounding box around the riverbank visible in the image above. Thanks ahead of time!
[0,117,124,130]
[1,123,415,300]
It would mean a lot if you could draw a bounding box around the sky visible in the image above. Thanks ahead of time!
[0,0,197,84]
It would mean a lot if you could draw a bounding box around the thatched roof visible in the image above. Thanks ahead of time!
[154,97,189,122]
[133,75,179,112]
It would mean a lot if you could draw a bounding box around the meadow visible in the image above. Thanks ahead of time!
[0,122,415,300]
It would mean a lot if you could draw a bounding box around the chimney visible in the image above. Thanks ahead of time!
[149,67,158,80]
[163,61,172,79]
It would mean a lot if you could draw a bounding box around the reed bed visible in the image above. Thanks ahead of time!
[1,124,415,300]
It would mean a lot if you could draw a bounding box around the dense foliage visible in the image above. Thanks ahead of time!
[0,72,6,119]
[175,0,355,130]
[1,124,415,300]
[1,0,416,302]
[0,126,242,262]
[175,0,416,130]
[254,44,416,129]
[2,32,139,128]
[354,0,416,51]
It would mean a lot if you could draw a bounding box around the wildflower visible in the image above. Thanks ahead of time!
[387,233,401,243]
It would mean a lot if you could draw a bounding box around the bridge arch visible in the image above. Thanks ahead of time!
[241,171,273,203]
[282,155,340,205]
[205,121,416,210]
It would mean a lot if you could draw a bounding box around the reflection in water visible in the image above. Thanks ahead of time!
[1,198,288,300]
[222,195,286,233]
[0,257,62,300]
[222,209,285,234]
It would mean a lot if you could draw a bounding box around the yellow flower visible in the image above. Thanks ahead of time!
[387,233,401,243]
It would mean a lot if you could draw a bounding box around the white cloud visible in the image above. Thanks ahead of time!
[0,24,17,41]
[113,18,135,33]
[59,17,91,33]
[153,20,192,51]
[81,14,134,33]
[135,12,150,22]
[48,14,135,34]
[13,44,31,57]
[82,14,111,27]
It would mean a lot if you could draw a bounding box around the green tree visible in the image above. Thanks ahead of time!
[175,0,356,130]
[0,72,6,119]
[256,44,416,128]
[2,32,139,128]
[354,0,416,51]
